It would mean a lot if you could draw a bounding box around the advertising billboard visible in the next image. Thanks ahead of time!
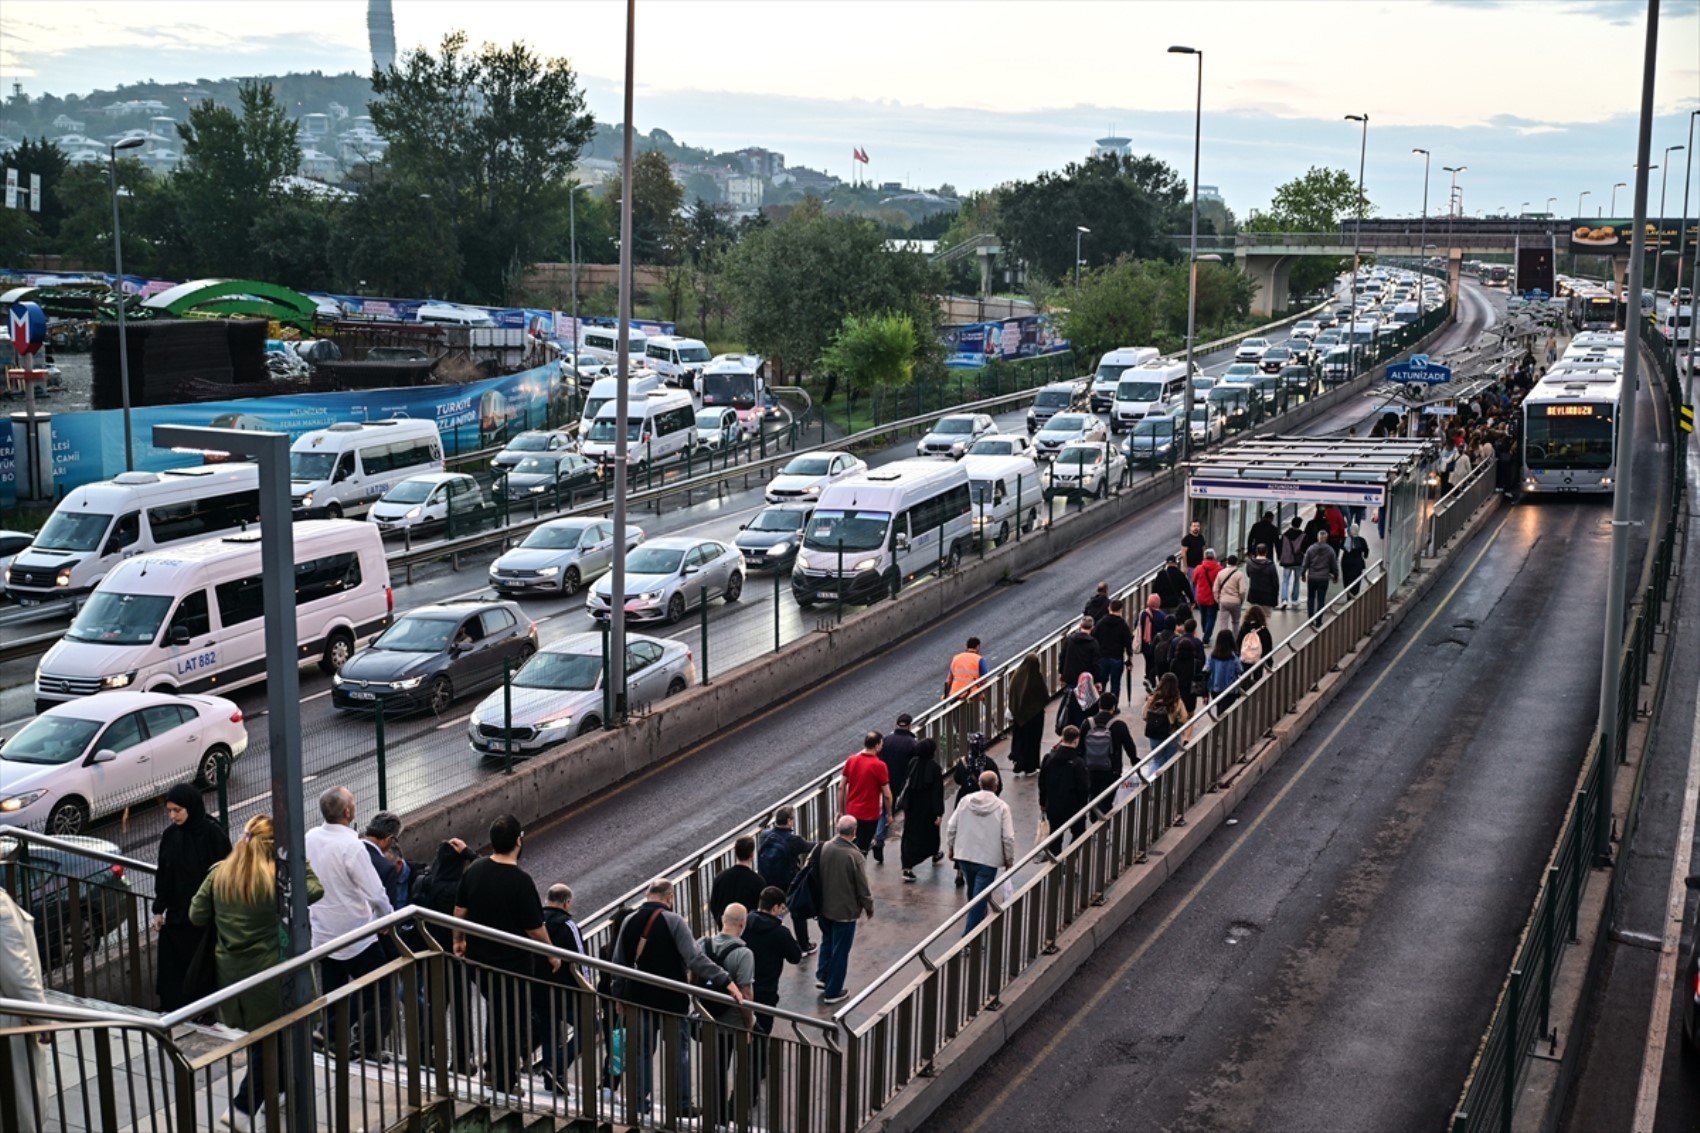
[943,314,1069,368]
[1567,218,1699,254]
[1516,244,1555,297]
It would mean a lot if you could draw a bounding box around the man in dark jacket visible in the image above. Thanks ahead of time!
[756,807,815,955]
[1083,581,1111,624]
[1038,726,1092,841]
[1246,511,1281,561]
[743,887,802,1036]
[1080,694,1140,818]
[1060,617,1101,689]
[873,714,919,863]
[1245,545,1281,609]
[1169,619,1207,713]
[537,884,589,1090]
[1091,597,1135,699]
[708,836,766,925]
[1153,555,1193,613]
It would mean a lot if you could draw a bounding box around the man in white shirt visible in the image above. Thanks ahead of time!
[304,786,394,1058]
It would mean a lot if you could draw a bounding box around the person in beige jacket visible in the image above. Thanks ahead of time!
[947,771,1017,936]
[1,888,49,1132]
[1213,554,1250,638]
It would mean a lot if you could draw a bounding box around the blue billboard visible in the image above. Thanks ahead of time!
[943,314,1068,369]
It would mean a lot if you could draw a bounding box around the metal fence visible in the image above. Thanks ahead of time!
[1429,457,1499,555]
[1448,317,1688,1133]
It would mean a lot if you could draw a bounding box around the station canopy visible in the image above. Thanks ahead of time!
[1366,374,1499,415]
[1187,435,1436,507]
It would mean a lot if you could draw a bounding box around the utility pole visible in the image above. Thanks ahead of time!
[608,0,636,723]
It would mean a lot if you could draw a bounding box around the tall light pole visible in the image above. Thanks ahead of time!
[1345,113,1368,372]
[1074,225,1090,289]
[1611,181,1627,215]
[1656,145,1684,292]
[1413,148,1431,283]
[108,135,145,471]
[1676,111,1697,403]
[1170,44,1203,462]
[568,180,589,360]
[1598,0,1658,864]
[608,0,637,724]
[1546,196,1558,217]
[1444,165,1466,302]
[1578,190,1591,217]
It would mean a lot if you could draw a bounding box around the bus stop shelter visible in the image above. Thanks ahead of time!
[1363,375,1500,437]
[1185,436,1438,591]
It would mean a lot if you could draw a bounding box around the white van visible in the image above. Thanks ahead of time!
[33,520,392,711]
[578,371,666,433]
[416,302,495,327]
[1663,304,1693,351]
[790,459,973,606]
[643,335,713,388]
[5,465,263,603]
[289,419,444,518]
[578,324,649,368]
[580,390,698,467]
[962,453,1045,547]
[1090,346,1161,412]
[1111,360,1191,432]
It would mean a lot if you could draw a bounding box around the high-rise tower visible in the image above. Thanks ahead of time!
[368,0,396,75]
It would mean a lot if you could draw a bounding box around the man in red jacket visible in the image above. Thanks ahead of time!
[840,732,893,861]
[1191,549,1223,639]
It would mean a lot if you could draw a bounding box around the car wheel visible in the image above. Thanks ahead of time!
[666,592,687,624]
[995,520,1010,547]
[325,502,343,519]
[195,744,232,790]
[48,798,88,837]
[319,630,354,675]
[666,676,688,697]
[724,572,743,603]
[577,716,602,737]
[561,566,582,597]
[428,675,454,715]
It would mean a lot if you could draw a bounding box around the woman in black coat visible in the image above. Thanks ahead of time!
[1007,655,1049,776]
[152,783,231,1011]
[899,739,947,879]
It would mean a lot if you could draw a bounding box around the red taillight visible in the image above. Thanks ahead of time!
[385,585,394,613]
[110,865,124,878]
[229,711,243,724]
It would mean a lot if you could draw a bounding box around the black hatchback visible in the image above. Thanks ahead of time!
[332,599,538,716]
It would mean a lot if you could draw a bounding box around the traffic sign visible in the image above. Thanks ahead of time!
[8,300,46,356]
[1385,353,1452,386]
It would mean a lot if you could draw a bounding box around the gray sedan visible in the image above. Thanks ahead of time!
[501,452,599,502]
[489,518,644,596]
[586,536,745,624]
[467,631,695,754]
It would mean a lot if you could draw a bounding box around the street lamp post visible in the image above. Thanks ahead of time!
[568,181,588,360]
[1169,44,1203,462]
[1578,190,1591,217]
[150,424,310,1133]
[1676,111,1697,402]
[1611,181,1628,215]
[1444,165,1466,302]
[1413,148,1431,286]
[1656,144,1684,292]
[1546,196,1558,217]
[108,136,146,471]
[608,0,637,723]
[1345,114,1368,374]
[1074,225,1090,289]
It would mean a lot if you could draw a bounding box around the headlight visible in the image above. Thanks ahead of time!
[951,442,965,454]
[853,557,879,572]
[768,541,791,556]
[536,566,560,577]
[299,492,314,507]
[795,552,810,569]
[404,506,423,519]
[56,566,74,586]
[805,485,821,496]
[101,671,135,690]
[2,566,9,584]
[916,443,926,455]
[641,590,664,602]
[392,676,423,690]
[0,790,48,814]
[332,672,344,686]
[536,714,575,732]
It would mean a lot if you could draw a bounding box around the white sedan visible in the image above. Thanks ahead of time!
[1220,363,1261,385]
[764,451,867,504]
[967,433,1037,458]
[1032,413,1108,459]
[0,691,248,836]
[1045,442,1126,500]
[1234,337,1270,364]
[1188,405,1225,445]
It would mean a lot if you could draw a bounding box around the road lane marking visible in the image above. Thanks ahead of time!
[958,508,1514,1133]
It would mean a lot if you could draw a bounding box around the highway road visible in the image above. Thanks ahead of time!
[4,285,1492,862]
[924,307,1661,1133]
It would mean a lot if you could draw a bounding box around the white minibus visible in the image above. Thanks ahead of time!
[288,419,443,518]
[643,335,713,388]
[33,520,392,711]
[578,371,666,433]
[580,391,698,467]
[578,324,649,369]
[1090,346,1161,412]
[1111,360,1191,432]
[962,453,1045,547]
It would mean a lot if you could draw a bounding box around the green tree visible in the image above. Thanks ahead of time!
[681,199,736,339]
[1245,167,1371,303]
[721,201,944,388]
[605,150,685,263]
[817,312,920,402]
[1060,256,1256,362]
[995,154,1190,281]
[0,204,44,266]
[370,32,597,302]
[2,138,70,237]
[166,81,302,277]
[334,176,461,297]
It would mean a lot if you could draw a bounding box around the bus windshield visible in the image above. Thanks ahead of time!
[64,592,172,645]
[1525,404,1614,469]
[290,452,337,481]
[803,509,891,554]
[34,510,113,552]
[1117,381,1162,402]
[586,419,644,443]
[702,372,758,408]
[1094,363,1134,384]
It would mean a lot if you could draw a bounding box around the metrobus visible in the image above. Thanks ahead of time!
[1578,291,1618,330]
[699,354,769,430]
[1520,371,1622,494]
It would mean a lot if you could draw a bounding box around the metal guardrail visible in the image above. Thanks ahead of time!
[1428,458,1499,556]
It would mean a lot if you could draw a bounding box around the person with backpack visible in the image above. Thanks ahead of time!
[698,904,757,1127]
[1245,544,1280,611]
[1213,555,1249,639]
[949,733,1000,888]
[1059,617,1101,690]
[756,808,815,955]
[1341,523,1370,596]
[1153,554,1193,614]
[1167,619,1208,714]
[1134,594,1170,693]
[1083,581,1112,624]
[1276,518,1306,610]
[1237,605,1274,682]
[1038,726,1092,842]
[1207,630,1245,709]
[898,738,947,881]
[709,836,766,926]
[1080,693,1140,818]
[1142,674,1190,766]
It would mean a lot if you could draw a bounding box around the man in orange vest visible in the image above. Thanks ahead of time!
[943,637,988,700]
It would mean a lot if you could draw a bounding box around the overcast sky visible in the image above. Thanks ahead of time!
[4,0,1698,219]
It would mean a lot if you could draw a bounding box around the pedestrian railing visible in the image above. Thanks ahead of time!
[1429,457,1498,556]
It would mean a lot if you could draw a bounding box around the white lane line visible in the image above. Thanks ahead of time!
[302,689,332,703]
[228,792,269,811]
[435,712,472,731]
[0,715,35,731]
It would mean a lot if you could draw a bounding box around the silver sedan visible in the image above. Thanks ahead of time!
[585,536,746,624]
[489,518,644,596]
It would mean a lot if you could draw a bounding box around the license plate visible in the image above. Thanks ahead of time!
[16,596,41,606]
[349,690,376,700]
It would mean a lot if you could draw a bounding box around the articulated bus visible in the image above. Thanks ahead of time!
[1578,290,1618,330]
[1520,372,1622,494]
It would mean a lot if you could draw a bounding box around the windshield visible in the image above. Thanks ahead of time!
[696,412,729,429]
[581,396,611,420]
[1210,388,1247,405]
[625,547,685,574]
[1034,390,1072,408]
[782,455,832,476]
[65,591,171,645]
[749,509,806,533]
[1190,409,1211,424]
[33,510,113,553]
[384,480,436,504]
[587,419,643,443]
[521,523,592,550]
[1043,415,1087,433]
[804,509,891,554]
[1056,446,1101,465]
[1094,363,1134,384]
[512,456,561,475]
[1525,404,1614,470]
[702,372,757,408]
[970,440,1013,454]
[508,434,550,452]
[678,346,712,363]
[1133,418,1176,437]
[290,451,336,481]
[372,616,459,653]
[514,650,601,691]
[934,418,974,434]
[1116,381,1162,402]
[1,715,102,766]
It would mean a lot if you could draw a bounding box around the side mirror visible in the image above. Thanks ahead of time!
[89,749,117,765]
[738,523,748,531]
[683,564,700,575]
[894,534,910,551]
[167,625,191,647]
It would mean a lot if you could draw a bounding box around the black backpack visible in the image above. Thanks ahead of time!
[785,844,824,920]
[757,830,798,889]
[1081,718,1115,773]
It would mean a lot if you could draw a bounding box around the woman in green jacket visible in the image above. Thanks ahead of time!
[190,814,323,1131]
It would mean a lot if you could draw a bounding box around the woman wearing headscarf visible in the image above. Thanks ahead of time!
[899,738,947,881]
[152,783,231,1011]
[1007,654,1049,778]
[1057,671,1100,736]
